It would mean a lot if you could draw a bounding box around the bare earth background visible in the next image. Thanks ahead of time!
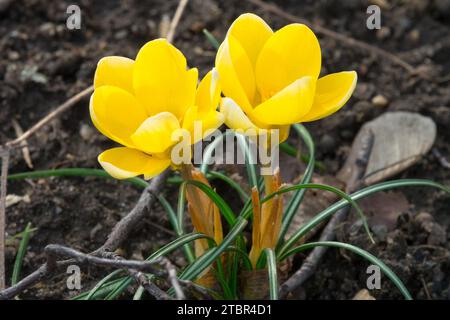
[0,0,449,299]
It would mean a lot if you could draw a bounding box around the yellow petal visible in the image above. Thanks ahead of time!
[220,97,259,132]
[227,13,273,68]
[279,125,290,143]
[252,76,315,125]
[302,71,357,122]
[98,147,170,179]
[133,39,197,118]
[90,86,147,147]
[195,68,221,113]
[215,35,255,113]
[255,24,321,100]
[94,56,135,93]
[182,106,224,144]
[199,110,224,140]
[131,112,181,154]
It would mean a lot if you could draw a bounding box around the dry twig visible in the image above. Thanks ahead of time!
[44,245,167,277]
[0,148,10,290]
[166,0,190,43]
[432,148,450,170]
[11,120,33,169]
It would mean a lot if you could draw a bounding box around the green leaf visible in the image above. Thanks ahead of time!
[133,285,145,300]
[85,269,124,300]
[279,241,412,300]
[236,133,259,190]
[71,277,128,300]
[203,29,220,49]
[8,168,149,188]
[176,183,187,234]
[280,179,450,256]
[278,124,315,245]
[209,171,249,203]
[183,180,237,226]
[264,248,278,300]
[262,183,374,247]
[200,131,231,174]
[96,233,211,299]
[178,218,247,283]
[11,222,33,285]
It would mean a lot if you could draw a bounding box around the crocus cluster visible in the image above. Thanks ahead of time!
[90,13,357,271]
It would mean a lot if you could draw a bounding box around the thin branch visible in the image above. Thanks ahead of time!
[433,148,450,170]
[179,280,214,300]
[279,131,374,298]
[166,0,189,43]
[0,148,10,290]
[94,250,172,300]
[159,256,185,300]
[11,120,33,169]
[5,86,93,148]
[132,270,171,300]
[44,245,167,277]
[98,169,170,253]
[246,0,424,77]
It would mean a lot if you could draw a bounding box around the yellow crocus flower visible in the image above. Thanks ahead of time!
[90,39,223,179]
[216,13,357,142]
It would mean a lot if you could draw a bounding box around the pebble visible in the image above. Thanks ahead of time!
[7,51,19,60]
[371,94,389,107]
[79,124,95,141]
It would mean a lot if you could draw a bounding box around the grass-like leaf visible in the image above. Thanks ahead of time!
[236,133,259,190]
[280,179,450,256]
[202,28,220,49]
[208,171,249,202]
[11,222,33,286]
[183,180,237,226]
[85,269,124,300]
[279,241,412,300]
[278,124,315,244]
[264,248,278,300]
[177,218,247,283]
[133,285,145,300]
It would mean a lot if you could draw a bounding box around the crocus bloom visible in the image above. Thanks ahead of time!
[216,13,357,142]
[90,39,223,179]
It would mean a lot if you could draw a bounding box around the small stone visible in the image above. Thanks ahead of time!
[434,0,450,14]
[38,22,56,37]
[353,289,376,300]
[371,94,389,107]
[7,51,19,60]
[114,30,128,40]
[407,29,420,43]
[371,224,388,241]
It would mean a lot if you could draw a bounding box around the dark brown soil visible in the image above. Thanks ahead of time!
[1,0,449,299]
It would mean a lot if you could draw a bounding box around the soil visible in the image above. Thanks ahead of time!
[1,0,449,299]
